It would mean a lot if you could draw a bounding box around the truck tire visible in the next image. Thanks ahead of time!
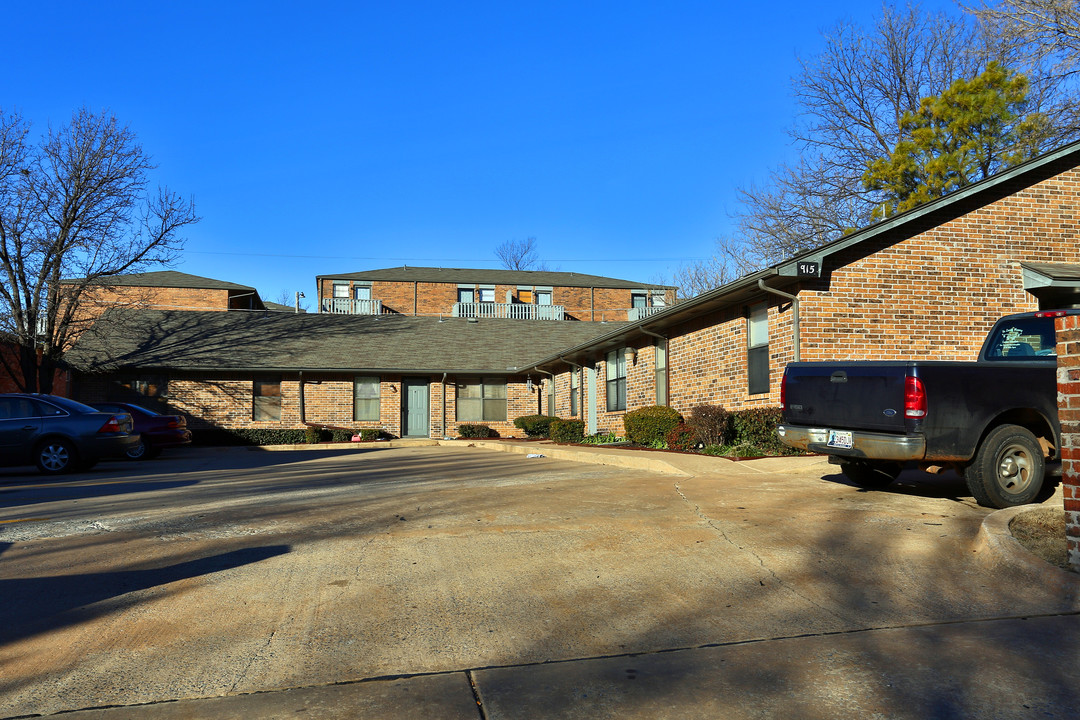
[838,459,902,489]
[964,424,1045,509]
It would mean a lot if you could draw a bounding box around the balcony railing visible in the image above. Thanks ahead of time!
[628,306,666,321]
[321,298,383,315]
[452,302,566,321]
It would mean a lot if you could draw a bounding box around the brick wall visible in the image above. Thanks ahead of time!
[1056,314,1080,572]
[75,371,540,439]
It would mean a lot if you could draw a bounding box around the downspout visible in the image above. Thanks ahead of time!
[298,371,305,423]
[413,281,418,316]
[638,326,669,405]
[441,372,447,438]
[758,278,800,362]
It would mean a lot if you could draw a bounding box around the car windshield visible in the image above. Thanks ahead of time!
[983,317,1057,360]
[44,395,107,413]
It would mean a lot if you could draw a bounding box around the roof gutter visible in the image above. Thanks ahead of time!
[757,278,800,362]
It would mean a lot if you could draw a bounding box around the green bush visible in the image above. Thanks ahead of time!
[458,424,497,438]
[688,404,729,446]
[581,433,620,444]
[304,426,330,444]
[665,423,698,451]
[701,444,726,456]
[549,419,585,444]
[623,405,682,446]
[192,428,310,446]
[514,414,561,438]
[728,406,796,455]
[356,428,388,441]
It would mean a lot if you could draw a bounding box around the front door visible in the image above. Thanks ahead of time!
[402,378,430,437]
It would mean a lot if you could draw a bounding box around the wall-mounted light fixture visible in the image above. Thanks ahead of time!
[526,375,534,392]
[626,347,637,363]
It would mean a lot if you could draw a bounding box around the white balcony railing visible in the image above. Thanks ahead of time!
[452,302,566,321]
[321,298,383,315]
[628,306,666,321]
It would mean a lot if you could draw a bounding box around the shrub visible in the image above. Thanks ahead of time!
[514,414,561,438]
[304,426,331,444]
[623,405,682,446]
[356,428,387,441]
[687,404,729,446]
[581,433,620,444]
[192,428,310,446]
[665,423,698,451]
[458,424,497,438]
[549,419,585,444]
[701,444,725,456]
[728,406,796,455]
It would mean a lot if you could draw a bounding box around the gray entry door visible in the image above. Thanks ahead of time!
[403,378,430,437]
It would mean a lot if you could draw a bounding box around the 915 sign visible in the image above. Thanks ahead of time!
[797,261,820,278]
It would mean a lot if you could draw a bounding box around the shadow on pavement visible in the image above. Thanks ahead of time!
[0,479,202,508]
[0,544,291,645]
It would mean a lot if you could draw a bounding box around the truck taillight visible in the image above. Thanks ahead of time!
[98,415,124,433]
[1035,310,1068,318]
[781,370,787,409]
[904,376,926,418]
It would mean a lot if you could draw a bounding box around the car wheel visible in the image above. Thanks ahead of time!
[838,459,902,489]
[36,439,78,475]
[965,424,1045,508]
[125,439,153,460]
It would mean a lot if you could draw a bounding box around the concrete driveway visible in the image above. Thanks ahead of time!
[0,445,1077,719]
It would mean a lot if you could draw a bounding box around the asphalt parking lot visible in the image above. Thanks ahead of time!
[1,444,1077,719]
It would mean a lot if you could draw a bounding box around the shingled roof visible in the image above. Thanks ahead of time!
[61,271,257,291]
[67,309,628,375]
[316,266,674,290]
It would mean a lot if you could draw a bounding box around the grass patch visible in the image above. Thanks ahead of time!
[1010,508,1073,572]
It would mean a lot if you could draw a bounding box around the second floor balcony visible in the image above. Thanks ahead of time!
[628,306,666,321]
[452,302,566,321]
[322,298,383,315]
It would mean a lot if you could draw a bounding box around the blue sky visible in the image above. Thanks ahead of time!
[7,1,959,303]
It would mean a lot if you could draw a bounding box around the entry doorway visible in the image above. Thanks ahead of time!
[402,378,430,437]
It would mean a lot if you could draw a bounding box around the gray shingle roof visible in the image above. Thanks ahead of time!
[62,271,257,291]
[67,309,628,375]
[316,266,674,290]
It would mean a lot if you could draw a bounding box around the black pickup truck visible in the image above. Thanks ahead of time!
[778,309,1075,508]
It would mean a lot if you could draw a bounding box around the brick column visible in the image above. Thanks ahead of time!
[1056,314,1080,572]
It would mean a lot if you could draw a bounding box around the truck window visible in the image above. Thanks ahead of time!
[984,317,1057,360]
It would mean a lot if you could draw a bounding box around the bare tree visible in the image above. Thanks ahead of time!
[495,236,547,271]
[274,289,310,312]
[674,3,1080,295]
[968,0,1080,78]
[0,108,199,393]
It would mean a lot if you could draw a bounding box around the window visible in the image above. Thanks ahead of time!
[570,368,580,416]
[651,290,667,308]
[655,340,668,405]
[457,378,507,422]
[984,317,1058,360]
[747,303,769,395]
[332,283,349,299]
[631,292,647,309]
[0,397,39,420]
[536,290,552,306]
[517,288,533,303]
[479,286,495,303]
[353,376,380,421]
[458,287,475,304]
[253,378,282,421]
[354,285,372,301]
[606,349,627,412]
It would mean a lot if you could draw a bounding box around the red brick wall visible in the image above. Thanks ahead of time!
[1056,314,1080,572]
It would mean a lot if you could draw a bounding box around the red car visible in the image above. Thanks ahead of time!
[90,402,192,460]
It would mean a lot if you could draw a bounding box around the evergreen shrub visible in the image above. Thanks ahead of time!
[458,424,497,438]
[514,414,561,438]
[549,419,585,444]
[623,405,682,446]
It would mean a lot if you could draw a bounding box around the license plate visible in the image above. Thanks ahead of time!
[827,430,853,449]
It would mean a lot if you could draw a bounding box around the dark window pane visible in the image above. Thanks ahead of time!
[747,345,770,395]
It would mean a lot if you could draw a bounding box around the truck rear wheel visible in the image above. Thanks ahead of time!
[837,459,902,489]
[965,424,1045,509]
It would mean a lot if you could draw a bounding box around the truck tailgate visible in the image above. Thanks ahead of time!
[783,362,911,433]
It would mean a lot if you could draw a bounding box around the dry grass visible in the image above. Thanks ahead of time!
[1010,508,1074,572]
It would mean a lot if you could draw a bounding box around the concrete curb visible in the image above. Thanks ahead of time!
[972,505,1079,597]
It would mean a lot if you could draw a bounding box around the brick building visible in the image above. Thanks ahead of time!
[315,267,676,322]
[66,141,1080,438]
[516,141,1080,435]
[68,310,627,438]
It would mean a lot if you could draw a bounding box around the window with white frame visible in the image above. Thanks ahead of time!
[479,286,495,303]
[606,349,627,412]
[536,289,553,305]
[353,376,380,421]
[747,302,769,395]
[457,378,507,422]
[354,285,372,301]
[570,368,580,416]
[651,290,667,308]
[332,283,349,299]
[655,340,668,405]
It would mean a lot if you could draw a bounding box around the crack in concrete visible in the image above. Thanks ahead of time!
[672,481,849,623]
[229,629,277,694]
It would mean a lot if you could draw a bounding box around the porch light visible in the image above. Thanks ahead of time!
[526,375,534,392]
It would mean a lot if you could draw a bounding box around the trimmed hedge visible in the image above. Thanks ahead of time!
[623,405,682,446]
[514,414,561,438]
[458,424,497,438]
[729,406,790,453]
[192,428,310,446]
[549,419,585,444]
